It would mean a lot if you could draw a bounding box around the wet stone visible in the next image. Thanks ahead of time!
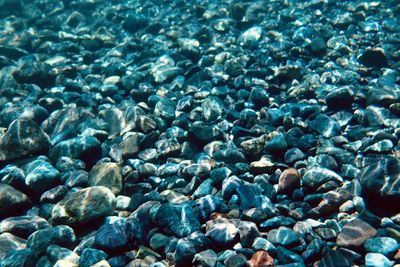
[278,168,301,195]
[267,226,302,247]
[192,249,218,267]
[365,253,394,267]
[155,203,200,238]
[95,217,128,253]
[0,215,49,238]
[206,222,238,249]
[89,162,122,195]
[336,219,377,250]
[364,237,398,255]
[51,186,115,225]
[358,48,389,68]
[0,184,31,218]
[24,157,60,195]
[79,248,108,267]
[0,119,49,162]
[0,248,37,267]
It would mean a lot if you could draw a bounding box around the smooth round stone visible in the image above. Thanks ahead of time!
[51,186,115,225]
[276,246,304,265]
[326,87,354,110]
[206,222,238,249]
[278,168,300,195]
[302,167,343,190]
[238,221,259,248]
[237,184,272,210]
[24,158,60,195]
[284,147,306,164]
[267,226,302,247]
[364,139,394,153]
[265,133,287,154]
[308,114,341,138]
[150,233,170,251]
[27,225,76,256]
[192,249,218,267]
[0,215,49,238]
[224,253,248,267]
[196,195,225,221]
[364,237,398,255]
[154,98,176,120]
[0,119,49,162]
[95,217,128,253]
[358,48,388,68]
[89,162,122,195]
[0,184,31,218]
[79,248,108,267]
[365,253,394,267]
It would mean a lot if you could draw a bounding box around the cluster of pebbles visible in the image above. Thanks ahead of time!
[1,0,400,266]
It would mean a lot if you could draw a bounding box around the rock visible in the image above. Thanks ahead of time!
[206,222,238,249]
[154,98,176,120]
[24,157,60,195]
[122,13,148,33]
[224,254,248,267]
[155,203,201,238]
[0,233,26,260]
[302,167,343,190]
[267,226,302,247]
[284,147,306,164]
[27,225,76,256]
[237,184,272,210]
[318,247,358,267]
[95,217,128,253]
[359,157,400,212]
[126,201,158,246]
[364,237,398,255]
[365,253,394,267]
[336,219,377,250]
[252,237,276,253]
[40,185,69,203]
[0,184,31,218]
[326,87,354,110]
[46,245,80,265]
[238,221,259,248]
[358,48,389,68]
[238,26,262,48]
[0,248,37,267]
[192,249,218,267]
[89,163,122,195]
[0,119,49,162]
[308,114,341,138]
[248,251,274,267]
[202,96,224,122]
[51,186,115,225]
[276,246,304,265]
[79,248,108,267]
[278,168,300,195]
[50,136,101,167]
[0,215,49,238]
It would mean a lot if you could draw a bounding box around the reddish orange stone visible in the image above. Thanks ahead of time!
[248,251,274,267]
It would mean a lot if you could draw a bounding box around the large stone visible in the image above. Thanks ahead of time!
[0,215,49,238]
[0,184,31,218]
[88,163,122,194]
[0,248,37,267]
[0,233,26,260]
[95,217,128,253]
[302,167,343,190]
[51,186,115,225]
[24,158,60,195]
[336,219,377,250]
[155,203,201,238]
[359,157,400,213]
[0,119,49,162]
[27,225,76,256]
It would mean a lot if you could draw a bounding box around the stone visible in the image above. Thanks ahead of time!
[252,237,276,253]
[0,184,31,218]
[49,136,101,167]
[202,96,224,122]
[154,98,176,120]
[155,203,201,238]
[238,221,260,248]
[0,119,49,162]
[51,186,115,225]
[0,215,49,238]
[326,87,354,110]
[359,157,400,212]
[206,222,238,249]
[302,167,343,190]
[278,168,300,195]
[237,184,272,210]
[24,158,60,195]
[336,219,377,250]
[365,253,394,267]
[248,251,274,267]
[364,237,398,255]
[267,226,302,247]
[95,217,128,253]
[358,48,389,68]
[224,254,248,267]
[192,249,218,267]
[46,244,80,265]
[27,225,76,256]
[89,163,122,195]
[79,248,108,267]
[0,233,26,260]
[308,114,341,138]
[0,248,37,267]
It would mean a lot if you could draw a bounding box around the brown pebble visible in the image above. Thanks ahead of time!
[248,251,274,267]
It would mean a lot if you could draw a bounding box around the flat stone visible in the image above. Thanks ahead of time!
[337,219,377,250]
[0,215,49,238]
[267,226,302,247]
[364,237,398,255]
[89,163,122,194]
